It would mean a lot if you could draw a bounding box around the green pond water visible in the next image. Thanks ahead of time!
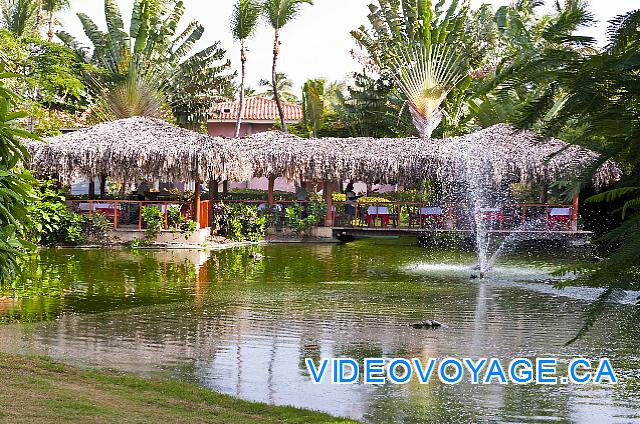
[0,240,639,423]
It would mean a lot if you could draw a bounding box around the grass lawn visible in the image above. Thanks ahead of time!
[0,353,359,424]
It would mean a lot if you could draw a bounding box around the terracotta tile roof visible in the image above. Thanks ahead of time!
[209,96,303,122]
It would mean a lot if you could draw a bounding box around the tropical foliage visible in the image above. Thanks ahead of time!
[352,0,470,138]
[0,68,35,282]
[58,0,234,127]
[0,0,37,36]
[258,72,298,103]
[216,202,267,241]
[0,30,91,117]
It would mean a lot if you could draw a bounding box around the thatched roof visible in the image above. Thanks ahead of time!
[25,117,252,183]
[25,118,620,188]
[234,124,620,187]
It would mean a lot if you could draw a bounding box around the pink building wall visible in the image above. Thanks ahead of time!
[207,121,274,138]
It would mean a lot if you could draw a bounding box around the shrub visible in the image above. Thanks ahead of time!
[284,198,328,235]
[84,212,112,242]
[141,206,164,239]
[216,203,267,241]
[22,179,86,246]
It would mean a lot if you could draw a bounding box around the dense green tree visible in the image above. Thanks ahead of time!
[461,0,595,133]
[0,29,92,134]
[58,0,234,127]
[300,78,324,137]
[497,8,640,340]
[0,69,36,283]
[231,0,261,137]
[263,0,312,133]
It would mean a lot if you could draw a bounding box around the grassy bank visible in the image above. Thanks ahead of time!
[0,353,358,424]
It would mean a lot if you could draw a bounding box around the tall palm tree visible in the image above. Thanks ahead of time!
[263,0,312,133]
[231,0,260,137]
[258,72,297,102]
[42,0,69,41]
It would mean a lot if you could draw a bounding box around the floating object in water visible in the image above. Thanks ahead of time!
[409,319,445,329]
[249,252,263,260]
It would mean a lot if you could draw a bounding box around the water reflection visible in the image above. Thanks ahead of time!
[0,241,638,423]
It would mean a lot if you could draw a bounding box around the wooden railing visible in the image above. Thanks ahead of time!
[218,200,578,232]
[68,198,579,233]
[68,200,191,230]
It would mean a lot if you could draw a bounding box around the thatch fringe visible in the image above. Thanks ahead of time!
[25,117,620,188]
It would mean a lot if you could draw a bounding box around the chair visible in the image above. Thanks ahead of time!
[549,207,572,229]
[366,205,390,227]
[419,207,444,228]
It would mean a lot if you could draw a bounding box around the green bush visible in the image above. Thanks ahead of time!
[141,206,164,239]
[284,198,328,235]
[22,179,86,246]
[84,212,112,242]
[216,203,267,241]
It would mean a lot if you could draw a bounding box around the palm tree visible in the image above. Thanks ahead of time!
[351,0,469,138]
[42,0,69,41]
[57,0,234,126]
[1,0,37,36]
[258,72,297,102]
[263,0,312,133]
[231,0,261,137]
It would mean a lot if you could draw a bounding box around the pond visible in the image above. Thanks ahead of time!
[0,240,639,423]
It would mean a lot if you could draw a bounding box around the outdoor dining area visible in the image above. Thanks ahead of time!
[330,202,579,232]
[23,116,621,240]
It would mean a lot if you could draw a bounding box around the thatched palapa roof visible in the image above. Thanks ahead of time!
[25,117,252,183]
[25,117,620,187]
[234,124,620,187]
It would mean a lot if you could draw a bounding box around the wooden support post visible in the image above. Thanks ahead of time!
[571,193,579,231]
[539,182,549,204]
[324,180,334,227]
[222,180,229,198]
[267,176,275,205]
[138,201,142,230]
[88,177,95,199]
[163,203,168,230]
[113,202,118,229]
[212,179,219,202]
[208,177,216,229]
[194,181,202,229]
[100,175,107,197]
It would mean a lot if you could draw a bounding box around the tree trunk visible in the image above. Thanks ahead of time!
[409,105,442,139]
[272,30,288,133]
[235,42,247,138]
[35,0,43,30]
[47,10,54,41]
